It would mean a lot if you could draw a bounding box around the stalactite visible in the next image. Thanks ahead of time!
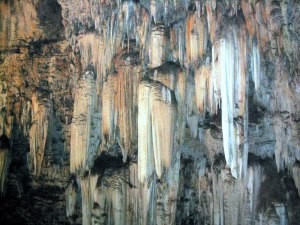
[273,116,298,172]
[29,92,53,177]
[78,34,102,76]
[102,50,141,161]
[70,71,97,174]
[211,156,265,225]
[138,81,155,183]
[138,79,177,181]
[218,23,248,178]
[186,13,208,64]
[251,43,261,90]
[195,64,211,114]
[149,25,166,68]
[205,1,220,44]
[102,75,115,146]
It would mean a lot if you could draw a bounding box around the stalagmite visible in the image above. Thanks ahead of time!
[0,135,10,195]
[29,92,53,177]
[70,71,97,174]
[138,79,177,181]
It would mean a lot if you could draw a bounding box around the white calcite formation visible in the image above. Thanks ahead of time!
[138,79,177,182]
[218,24,248,179]
[251,43,261,90]
[29,93,53,177]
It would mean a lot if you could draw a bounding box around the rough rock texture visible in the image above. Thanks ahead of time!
[0,0,300,225]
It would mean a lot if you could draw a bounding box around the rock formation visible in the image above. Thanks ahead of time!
[0,0,300,224]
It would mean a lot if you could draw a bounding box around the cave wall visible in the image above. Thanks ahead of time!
[0,0,300,225]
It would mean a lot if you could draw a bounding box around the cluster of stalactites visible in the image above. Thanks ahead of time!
[212,160,263,225]
[70,71,97,174]
[102,54,141,162]
[191,21,251,179]
[138,78,177,182]
[76,1,150,82]
[219,25,248,179]
[29,92,53,177]
[149,24,166,68]
[186,12,208,64]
